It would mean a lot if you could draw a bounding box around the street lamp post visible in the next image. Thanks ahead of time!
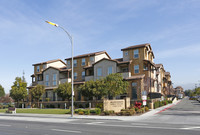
[45,21,74,117]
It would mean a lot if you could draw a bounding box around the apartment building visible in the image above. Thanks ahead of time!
[29,59,70,101]
[29,43,175,102]
[29,51,111,101]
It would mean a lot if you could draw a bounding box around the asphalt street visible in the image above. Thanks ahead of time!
[0,97,200,135]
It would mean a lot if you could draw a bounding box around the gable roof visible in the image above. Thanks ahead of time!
[33,59,66,66]
[42,66,70,73]
[65,50,111,60]
[121,43,151,51]
[165,72,171,76]
[121,43,155,58]
[155,64,163,68]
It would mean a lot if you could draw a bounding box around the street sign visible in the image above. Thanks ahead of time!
[142,91,147,96]
[143,100,147,106]
[142,95,147,100]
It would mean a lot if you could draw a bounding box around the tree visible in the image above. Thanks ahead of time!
[29,84,45,107]
[104,73,129,98]
[0,84,5,97]
[10,77,27,105]
[0,94,13,103]
[79,80,97,100]
[79,73,129,100]
[54,82,72,101]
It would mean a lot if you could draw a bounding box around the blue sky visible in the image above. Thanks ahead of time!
[0,0,200,93]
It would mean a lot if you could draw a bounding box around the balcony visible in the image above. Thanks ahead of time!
[37,81,44,85]
[85,76,94,81]
[59,78,71,84]
[119,72,131,79]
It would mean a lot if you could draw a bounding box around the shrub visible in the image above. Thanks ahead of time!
[103,110,110,115]
[136,109,143,114]
[95,108,101,115]
[134,107,139,111]
[74,109,79,114]
[83,109,90,115]
[78,111,84,115]
[96,103,103,109]
[109,110,115,114]
[154,101,160,109]
[134,101,142,109]
[168,100,172,103]
[145,106,149,112]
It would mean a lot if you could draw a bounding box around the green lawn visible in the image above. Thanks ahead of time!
[0,109,71,114]
[0,109,7,113]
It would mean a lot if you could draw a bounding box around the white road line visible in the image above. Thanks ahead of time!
[84,123,178,130]
[181,127,200,130]
[86,122,104,124]
[131,123,149,126]
[0,124,11,127]
[51,129,82,133]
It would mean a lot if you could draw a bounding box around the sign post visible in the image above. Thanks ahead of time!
[142,91,147,113]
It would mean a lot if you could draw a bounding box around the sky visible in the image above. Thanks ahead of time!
[0,0,200,93]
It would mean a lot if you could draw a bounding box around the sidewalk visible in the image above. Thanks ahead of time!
[0,100,181,122]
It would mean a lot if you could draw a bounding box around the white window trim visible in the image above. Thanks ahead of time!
[134,65,139,74]
[74,60,77,67]
[74,72,77,80]
[108,66,112,75]
[37,66,40,72]
[134,49,139,58]
[82,58,86,66]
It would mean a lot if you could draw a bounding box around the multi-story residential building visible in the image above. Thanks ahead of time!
[29,59,69,101]
[29,51,111,102]
[155,64,165,95]
[120,43,158,100]
[163,72,174,96]
[29,43,175,104]
[175,86,184,98]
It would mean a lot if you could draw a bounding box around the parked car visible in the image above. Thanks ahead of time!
[197,96,200,102]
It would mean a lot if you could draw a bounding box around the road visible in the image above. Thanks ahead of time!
[0,97,200,135]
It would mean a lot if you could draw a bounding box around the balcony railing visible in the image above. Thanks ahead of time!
[85,76,94,81]
[119,72,131,79]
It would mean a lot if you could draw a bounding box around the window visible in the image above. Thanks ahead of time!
[125,51,128,56]
[134,49,139,58]
[45,75,49,86]
[134,65,139,74]
[74,60,77,67]
[53,74,57,86]
[67,60,71,66]
[97,67,102,79]
[74,72,77,80]
[37,66,40,72]
[122,67,128,72]
[82,58,85,66]
[82,71,85,79]
[90,57,94,62]
[132,82,137,99]
[108,66,112,75]
[143,65,148,70]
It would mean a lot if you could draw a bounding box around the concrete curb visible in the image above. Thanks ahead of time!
[0,100,182,122]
